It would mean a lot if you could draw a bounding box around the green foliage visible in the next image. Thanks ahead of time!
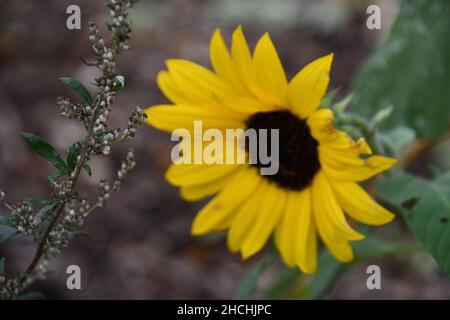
[378,126,416,156]
[21,133,66,172]
[297,237,416,299]
[379,171,450,277]
[25,198,52,207]
[353,0,450,138]
[38,204,57,221]
[235,251,276,299]
[66,144,79,173]
[319,88,339,109]
[83,164,93,176]
[59,77,93,105]
[0,257,5,273]
[70,230,91,239]
[332,93,353,115]
[264,236,417,299]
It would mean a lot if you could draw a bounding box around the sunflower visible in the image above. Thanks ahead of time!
[145,26,397,274]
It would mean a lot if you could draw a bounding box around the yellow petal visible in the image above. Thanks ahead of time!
[144,104,244,132]
[253,33,288,107]
[157,71,190,105]
[192,168,260,235]
[165,162,240,187]
[321,131,372,155]
[324,238,354,262]
[320,146,368,167]
[312,171,364,242]
[312,175,354,262]
[216,95,278,115]
[288,54,333,118]
[231,26,260,98]
[294,189,317,274]
[227,179,265,252]
[210,29,247,95]
[275,191,302,267]
[166,59,238,105]
[307,108,337,142]
[241,181,287,259]
[275,189,317,273]
[330,181,395,225]
[180,166,245,201]
[321,155,398,182]
[296,213,317,274]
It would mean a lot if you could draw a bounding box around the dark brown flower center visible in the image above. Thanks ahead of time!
[245,110,320,191]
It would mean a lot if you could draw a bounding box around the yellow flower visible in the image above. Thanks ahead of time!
[145,26,397,274]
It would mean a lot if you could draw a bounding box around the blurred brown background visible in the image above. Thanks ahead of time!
[1,0,449,299]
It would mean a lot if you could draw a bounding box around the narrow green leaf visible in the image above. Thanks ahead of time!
[59,77,93,105]
[0,230,20,246]
[0,257,5,273]
[333,93,353,115]
[37,204,56,221]
[48,170,65,183]
[106,3,115,11]
[264,267,300,299]
[25,198,51,207]
[21,132,66,171]
[235,252,276,300]
[319,88,339,109]
[83,164,92,177]
[290,236,417,300]
[66,144,79,173]
[70,230,91,239]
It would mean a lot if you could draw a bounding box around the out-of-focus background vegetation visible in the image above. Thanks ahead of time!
[1,0,449,299]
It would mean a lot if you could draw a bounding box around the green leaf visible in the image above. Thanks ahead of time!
[332,93,353,115]
[17,291,45,300]
[378,171,450,277]
[379,126,416,154]
[70,230,91,239]
[0,230,20,246]
[66,144,79,173]
[235,251,276,299]
[268,236,416,300]
[0,257,5,273]
[25,198,52,207]
[21,132,66,172]
[300,237,416,300]
[319,88,339,109]
[264,267,299,299]
[37,204,56,221]
[83,164,92,177]
[59,77,93,105]
[352,0,450,138]
[48,170,65,183]
[106,3,115,11]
